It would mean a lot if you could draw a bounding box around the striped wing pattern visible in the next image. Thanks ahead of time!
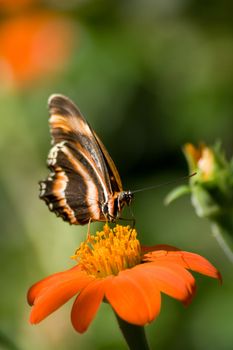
[39,94,123,225]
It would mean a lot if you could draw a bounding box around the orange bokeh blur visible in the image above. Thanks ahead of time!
[0,0,36,12]
[0,12,75,89]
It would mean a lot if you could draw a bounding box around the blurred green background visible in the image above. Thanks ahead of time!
[0,1,233,349]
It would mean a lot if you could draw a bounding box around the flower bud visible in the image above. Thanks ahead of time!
[166,143,233,222]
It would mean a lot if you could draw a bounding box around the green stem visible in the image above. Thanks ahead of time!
[211,215,233,264]
[114,312,150,350]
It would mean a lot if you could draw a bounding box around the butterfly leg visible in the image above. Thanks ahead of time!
[118,216,136,227]
[131,217,136,228]
[129,205,136,227]
[118,205,136,227]
[86,218,92,240]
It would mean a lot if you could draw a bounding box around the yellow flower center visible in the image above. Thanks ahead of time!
[72,225,141,278]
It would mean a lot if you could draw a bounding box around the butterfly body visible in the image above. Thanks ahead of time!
[39,94,133,225]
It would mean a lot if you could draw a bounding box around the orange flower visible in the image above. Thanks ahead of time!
[27,225,220,333]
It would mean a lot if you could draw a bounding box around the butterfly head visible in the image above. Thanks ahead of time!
[118,191,134,208]
[102,191,134,223]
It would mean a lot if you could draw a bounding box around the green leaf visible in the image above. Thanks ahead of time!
[164,185,191,205]
[191,186,221,218]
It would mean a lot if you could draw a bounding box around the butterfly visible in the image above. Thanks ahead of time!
[39,94,133,225]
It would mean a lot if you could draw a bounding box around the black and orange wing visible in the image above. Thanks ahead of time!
[39,94,122,225]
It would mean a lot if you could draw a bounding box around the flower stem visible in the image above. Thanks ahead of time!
[114,312,150,350]
[211,215,233,264]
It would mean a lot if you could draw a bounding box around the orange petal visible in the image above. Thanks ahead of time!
[137,262,196,305]
[71,278,108,333]
[29,270,93,324]
[27,265,81,305]
[184,143,202,163]
[105,268,161,326]
[143,250,221,280]
[142,244,179,254]
[176,251,221,280]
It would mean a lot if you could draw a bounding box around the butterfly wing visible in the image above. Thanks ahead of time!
[93,132,123,193]
[39,94,122,225]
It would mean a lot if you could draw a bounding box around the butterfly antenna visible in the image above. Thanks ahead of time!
[131,172,196,194]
